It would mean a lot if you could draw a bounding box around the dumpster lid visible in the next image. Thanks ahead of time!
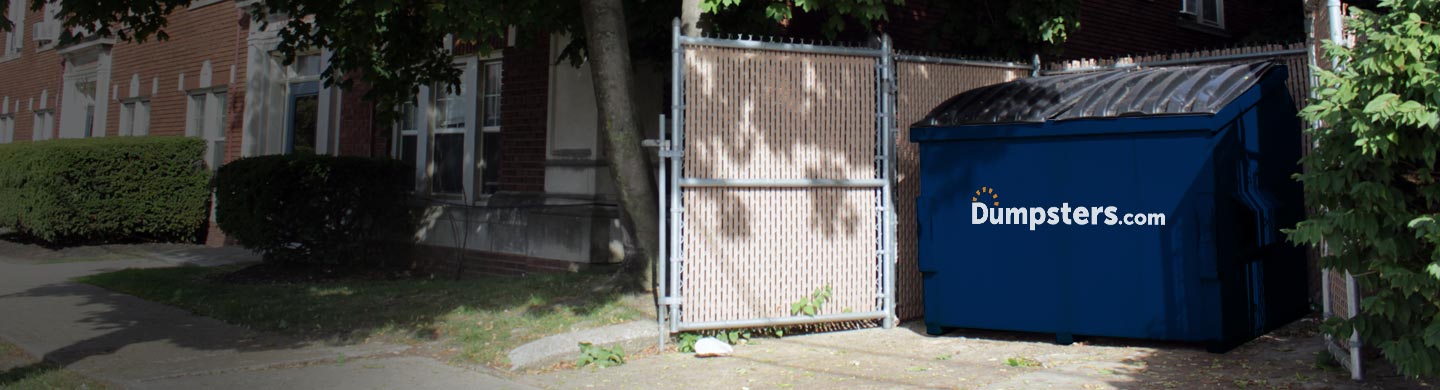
[913,62,1277,127]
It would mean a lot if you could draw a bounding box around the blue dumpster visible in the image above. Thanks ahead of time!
[910,62,1307,351]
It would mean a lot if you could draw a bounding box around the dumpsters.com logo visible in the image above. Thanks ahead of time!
[970,187,1167,231]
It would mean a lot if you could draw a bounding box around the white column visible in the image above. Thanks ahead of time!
[316,49,334,154]
[461,57,479,198]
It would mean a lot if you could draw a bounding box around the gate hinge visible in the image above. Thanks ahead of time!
[660,148,684,158]
[660,297,682,306]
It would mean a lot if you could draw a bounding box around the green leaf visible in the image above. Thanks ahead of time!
[1365,93,1399,114]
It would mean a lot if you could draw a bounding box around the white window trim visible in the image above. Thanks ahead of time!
[185,87,228,169]
[32,109,55,141]
[0,114,14,143]
[393,53,502,198]
[281,52,322,154]
[118,97,150,136]
[480,60,502,133]
[1180,0,1225,29]
[189,0,228,10]
[3,0,25,60]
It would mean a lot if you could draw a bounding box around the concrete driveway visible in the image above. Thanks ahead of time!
[0,240,532,390]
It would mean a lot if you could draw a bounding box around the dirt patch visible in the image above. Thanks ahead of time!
[525,317,1431,390]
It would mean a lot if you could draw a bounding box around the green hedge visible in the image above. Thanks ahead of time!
[0,136,211,244]
[214,154,413,265]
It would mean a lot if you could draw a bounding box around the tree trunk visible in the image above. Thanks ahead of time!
[681,0,704,36]
[579,0,660,290]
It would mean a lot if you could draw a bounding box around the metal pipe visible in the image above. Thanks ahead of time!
[1326,2,1359,380]
[880,35,899,329]
[676,311,888,331]
[679,35,885,58]
[1040,48,1308,75]
[668,18,684,333]
[893,54,1032,70]
[1342,270,1353,379]
[678,178,886,188]
[656,113,668,350]
[1031,53,1042,77]
[1327,0,1344,60]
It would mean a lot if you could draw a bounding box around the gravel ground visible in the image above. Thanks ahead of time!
[525,317,1430,390]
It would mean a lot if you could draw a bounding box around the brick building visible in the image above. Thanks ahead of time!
[1,0,664,274]
[885,0,1301,60]
[0,0,246,159]
[0,0,1298,276]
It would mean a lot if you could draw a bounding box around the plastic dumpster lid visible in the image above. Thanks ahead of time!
[913,62,1277,128]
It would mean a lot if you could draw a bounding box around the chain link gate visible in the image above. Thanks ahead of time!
[656,19,899,334]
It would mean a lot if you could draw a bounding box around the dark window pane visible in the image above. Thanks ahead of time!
[432,133,464,194]
[1202,0,1219,24]
[290,89,319,154]
[482,132,502,193]
[400,135,418,184]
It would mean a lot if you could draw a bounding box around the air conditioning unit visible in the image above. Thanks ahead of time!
[32,22,58,43]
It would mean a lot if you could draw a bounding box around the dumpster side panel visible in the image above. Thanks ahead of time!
[917,123,1225,341]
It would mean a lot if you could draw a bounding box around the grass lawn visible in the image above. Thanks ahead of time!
[0,340,108,390]
[77,265,646,368]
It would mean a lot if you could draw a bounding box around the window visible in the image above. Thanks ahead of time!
[4,0,23,57]
[391,57,502,196]
[32,1,58,49]
[1181,0,1223,28]
[32,110,54,141]
[394,102,420,185]
[286,54,321,154]
[75,77,97,137]
[187,88,227,168]
[430,80,466,194]
[119,99,150,136]
[0,115,13,143]
[480,61,502,193]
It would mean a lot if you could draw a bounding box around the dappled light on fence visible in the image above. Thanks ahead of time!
[680,46,881,324]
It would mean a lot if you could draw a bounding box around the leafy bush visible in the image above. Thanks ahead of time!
[576,342,625,368]
[214,154,413,265]
[0,136,210,244]
[1289,0,1440,378]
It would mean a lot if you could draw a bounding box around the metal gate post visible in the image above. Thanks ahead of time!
[667,18,685,333]
[656,114,668,349]
[880,35,898,329]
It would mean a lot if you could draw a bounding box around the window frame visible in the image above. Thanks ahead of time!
[185,87,228,169]
[31,109,54,141]
[0,114,14,143]
[428,68,469,195]
[118,98,150,136]
[1180,0,1224,29]
[391,54,502,198]
[3,0,24,59]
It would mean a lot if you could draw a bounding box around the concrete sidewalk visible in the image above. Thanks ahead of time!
[0,241,533,389]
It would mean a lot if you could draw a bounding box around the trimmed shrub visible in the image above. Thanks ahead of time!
[0,136,211,244]
[1290,0,1440,378]
[214,154,413,265]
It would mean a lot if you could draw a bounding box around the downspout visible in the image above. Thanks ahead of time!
[1325,0,1364,381]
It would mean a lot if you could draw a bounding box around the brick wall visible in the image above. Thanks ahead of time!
[1061,0,1267,60]
[337,81,377,157]
[0,7,65,141]
[497,35,550,193]
[0,4,246,149]
[885,0,1277,61]
[106,3,246,147]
